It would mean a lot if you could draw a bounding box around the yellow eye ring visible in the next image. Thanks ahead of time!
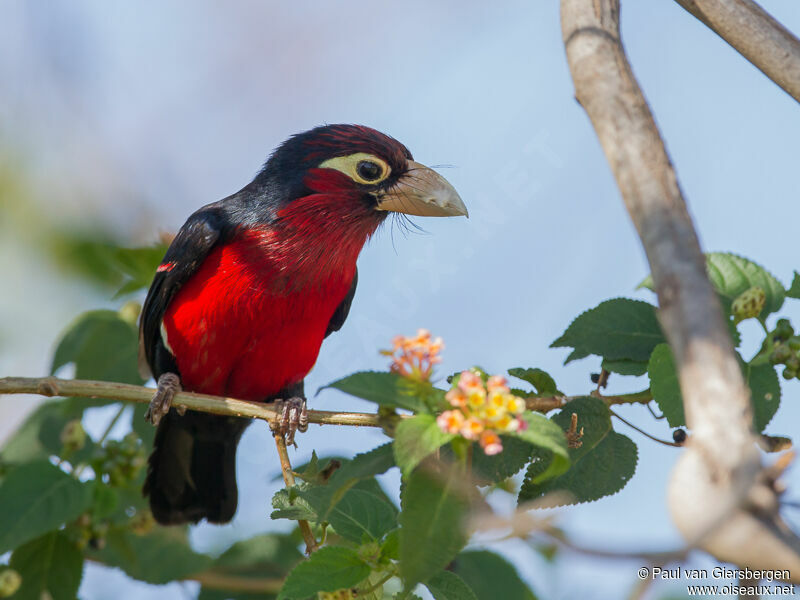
[318,152,391,185]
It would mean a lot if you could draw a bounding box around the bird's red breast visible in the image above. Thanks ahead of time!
[162,175,384,401]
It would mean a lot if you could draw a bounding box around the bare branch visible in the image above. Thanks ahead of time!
[0,376,390,427]
[560,0,800,575]
[674,0,800,103]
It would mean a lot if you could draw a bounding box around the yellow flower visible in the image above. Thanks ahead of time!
[384,329,444,382]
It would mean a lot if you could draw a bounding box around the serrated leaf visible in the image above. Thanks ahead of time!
[787,271,800,299]
[706,253,784,322]
[327,488,398,543]
[551,298,665,364]
[0,461,93,554]
[453,551,537,600]
[290,444,396,523]
[519,397,631,506]
[520,431,637,506]
[426,570,479,600]
[89,528,211,584]
[649,344,781,432]
[647,344,685,428]
[271,484,317,521]
[507,368,560,395]
[399,466,469,590]
[506,413,571,483]
[394,414,454,476]
[745,362,781,432]
[601,358,648,377]
[279,546,370,599]
[469,435,535,485]
[51,310,143,384]
[9,532,83,600]
[322,371,429,412]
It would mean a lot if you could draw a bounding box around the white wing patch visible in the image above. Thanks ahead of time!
[160,321,175,355]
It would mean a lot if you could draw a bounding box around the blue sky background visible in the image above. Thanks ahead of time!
[1,1,799,598]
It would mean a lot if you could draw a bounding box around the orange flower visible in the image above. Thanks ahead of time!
[385,329,444,382]
[460,417,484,440]
[437,410,465,434]
[479,431,503,455]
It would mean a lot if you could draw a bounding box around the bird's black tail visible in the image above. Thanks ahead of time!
[143,409,251,525]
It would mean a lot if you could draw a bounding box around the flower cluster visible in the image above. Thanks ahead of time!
[437,371,527,455]
[383,328,444,382]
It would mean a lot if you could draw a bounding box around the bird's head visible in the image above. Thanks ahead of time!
[254,124,467,231]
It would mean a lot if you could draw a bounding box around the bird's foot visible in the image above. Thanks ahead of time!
[270,397,309,446]
[145,372,183,425]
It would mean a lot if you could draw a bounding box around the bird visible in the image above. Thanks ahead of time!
[138,124,467,525]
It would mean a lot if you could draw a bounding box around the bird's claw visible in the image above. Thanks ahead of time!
[145,372,182,426]
[271,397,308,446]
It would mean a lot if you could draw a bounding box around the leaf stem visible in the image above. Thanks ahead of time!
[273,433,318,554]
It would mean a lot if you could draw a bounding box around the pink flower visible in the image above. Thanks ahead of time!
[479,431,503,455]
[437,410,465,434]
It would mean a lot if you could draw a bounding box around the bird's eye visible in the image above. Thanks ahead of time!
[318,153,391,184]
[356,160,383,182]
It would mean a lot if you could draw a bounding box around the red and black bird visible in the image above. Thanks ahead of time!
[138,124,467,525]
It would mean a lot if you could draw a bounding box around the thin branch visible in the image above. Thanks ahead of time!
[0,376,389,428]
[190,571,283,594]
[273,433,318,554]
[560,0,800,576]
[673,0,800,103]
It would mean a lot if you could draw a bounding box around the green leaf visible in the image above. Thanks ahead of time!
[9,532,83,600]
[706,253,785,322]
[394,414,454,476]
[426,570,479,600]
[279,546,371,599]
[745,362,781,432]
[649,344,781,432]
[550,298,665,363]
[787,271,800,299]
[0,398,104,463]
[601,358,648,377]
[453,551,537,600]
[510,412,570,482]
[109,244,168,297]
[519,397,637,506]
[271,484,317,521]
[287,444,396,524]
[327,488,398,543]
[647,344,685,428]
[507,368,560,395]
[89,528,212,584]
[399,466,469,590]
[0,461,93,554]
[520,431,637,507]
[469,435,535,485]
[51,309,143,384]
[323,371,429,412]
[91,480,119,519]
[210,533,302,584]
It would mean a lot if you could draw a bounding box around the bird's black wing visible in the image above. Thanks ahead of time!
[325,268,358,338]
[138,205,230,379]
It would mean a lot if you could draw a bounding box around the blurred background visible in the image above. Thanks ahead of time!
[1,1,799,598]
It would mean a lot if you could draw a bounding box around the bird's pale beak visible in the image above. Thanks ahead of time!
[374,160,468,218]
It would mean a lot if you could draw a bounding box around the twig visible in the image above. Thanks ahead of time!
[673,0,800,103]
[273,433,318,554]
[561,0,800,576]
[190,571,283,593]
[0,376,390,428]
[610,409,681,447]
